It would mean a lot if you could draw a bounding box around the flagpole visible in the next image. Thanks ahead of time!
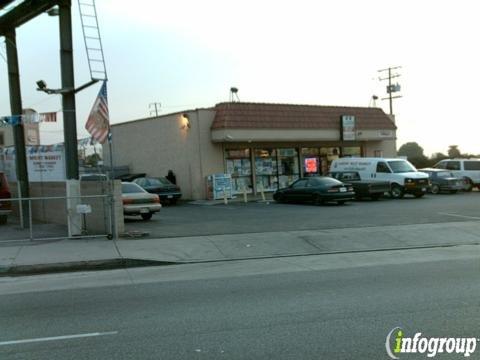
[108,129,117,240]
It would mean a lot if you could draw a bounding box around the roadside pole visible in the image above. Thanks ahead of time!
[108,132,117,240]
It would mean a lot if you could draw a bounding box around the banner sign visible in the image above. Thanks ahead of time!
[341,115,356,141]
[0,112,57,127]
[0,146,66,182]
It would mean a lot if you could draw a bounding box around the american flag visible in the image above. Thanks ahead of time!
[85,81,110,144]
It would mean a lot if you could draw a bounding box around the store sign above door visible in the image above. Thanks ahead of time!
[341,115,356,141]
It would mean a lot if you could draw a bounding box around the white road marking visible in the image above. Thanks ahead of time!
[438,213,480,220]
[0,331,118,346]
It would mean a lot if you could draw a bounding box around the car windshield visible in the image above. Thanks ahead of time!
[122,183,146,194]
[311,177,343,186]
[148,178,172,186]
[387,160,416,173]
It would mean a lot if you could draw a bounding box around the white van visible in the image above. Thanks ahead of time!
[433,159,480,191]
[330,158,430,198]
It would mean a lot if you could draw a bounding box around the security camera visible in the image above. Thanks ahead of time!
[36,80,47,90]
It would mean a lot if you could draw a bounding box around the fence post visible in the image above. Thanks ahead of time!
[28,199,33,241]
[18,185,24,228]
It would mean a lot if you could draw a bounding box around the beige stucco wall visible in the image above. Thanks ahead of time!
[212,129,340,142]
[0,128,14,147]
[106,109,224,200]
[363,140,397,158]
[212,128,396,143]
[0,124,40,148]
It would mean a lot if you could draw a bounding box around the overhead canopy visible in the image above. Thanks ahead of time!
[211,102,397,131]
[0,0,59,35]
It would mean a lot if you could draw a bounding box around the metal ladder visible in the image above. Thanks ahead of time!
[77,0,107,81]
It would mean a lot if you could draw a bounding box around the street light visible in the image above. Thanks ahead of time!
[36,79,98,94]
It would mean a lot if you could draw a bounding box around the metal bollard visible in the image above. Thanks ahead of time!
[243,186,248,203]
[260,185,266,202]
[223,187,228,205]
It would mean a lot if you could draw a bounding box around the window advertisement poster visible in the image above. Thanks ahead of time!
[206,174,233,200]
[341,115,356,141]
[304,157,318,173]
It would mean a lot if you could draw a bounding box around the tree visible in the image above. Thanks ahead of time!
[398,142,429,168]
[448,145,461,158]
[85,153,101,167]
[428,152,448,167]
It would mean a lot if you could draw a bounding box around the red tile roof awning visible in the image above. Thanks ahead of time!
[211,102,397,130]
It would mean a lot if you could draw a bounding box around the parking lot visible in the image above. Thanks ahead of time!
[124,191,480,239]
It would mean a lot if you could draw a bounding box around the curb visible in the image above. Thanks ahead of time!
[0,258,177,277]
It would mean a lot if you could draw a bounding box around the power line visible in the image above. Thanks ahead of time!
[378,66,402,115]
[149,102,161,117]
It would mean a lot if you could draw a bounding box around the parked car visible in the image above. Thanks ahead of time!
[433,159,480,191]
[121,182,161,220]
[0,172,12,225]
[117,173,146,182]
[80,173,108,181]
[328,171,390,200]
[330,157,429,199]
[419,168,465,194]
[133,177,182,204]
[273,176,355,205]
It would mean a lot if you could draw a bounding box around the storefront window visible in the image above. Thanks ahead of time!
[255,149,278,192]
[319,147,340,174]
[278,148,300,188]
[342,146,361,157]
[301,148,321,176]
[225,149,252,194]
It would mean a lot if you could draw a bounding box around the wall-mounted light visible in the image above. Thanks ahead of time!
[181,113,191,129]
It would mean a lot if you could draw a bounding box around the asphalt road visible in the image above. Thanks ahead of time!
[1,247,480,360]
[125,192,480,238]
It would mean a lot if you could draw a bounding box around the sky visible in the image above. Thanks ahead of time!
[1,0,479,156]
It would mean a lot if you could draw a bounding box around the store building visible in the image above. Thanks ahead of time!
[108,102,397,200]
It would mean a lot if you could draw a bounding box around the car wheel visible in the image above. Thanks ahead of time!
[313,194,323,205]
[431,184,440,194]
[390,184,404,199]
[274,193,285,203]
[141,213,153,221]
[0,215,7,225]
[464,178,473,192]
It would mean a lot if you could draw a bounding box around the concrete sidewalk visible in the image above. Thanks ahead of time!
[1,220,480,275]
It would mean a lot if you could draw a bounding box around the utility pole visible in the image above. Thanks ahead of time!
[5,28,29,227]
[149,102,161,117]
[378,66,402,115]
[59,0,79,180]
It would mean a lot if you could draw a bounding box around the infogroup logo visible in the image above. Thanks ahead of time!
[385,327,478,359]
